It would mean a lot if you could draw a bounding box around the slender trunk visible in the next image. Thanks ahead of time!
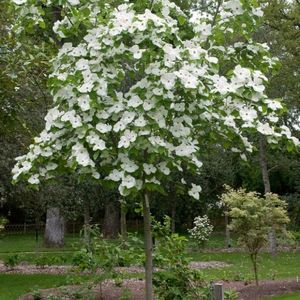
[44,207,65,248]
[251,253,259,286]
[143,190,153,300]
[103,198,120,239]
[259,135,277,256]
[84,199,90,247]
[120,200,127,240]
[171,202,176,233]
[225,212,231,248]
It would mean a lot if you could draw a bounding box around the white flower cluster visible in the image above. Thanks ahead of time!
[188,215,214,246]
[11,0,299,198]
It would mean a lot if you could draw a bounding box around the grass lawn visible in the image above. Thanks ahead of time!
[269,292,300,299]
[0,274,72,300]
[0,233,80,253]
[189,252,300,282]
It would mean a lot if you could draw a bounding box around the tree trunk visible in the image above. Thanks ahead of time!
[120,200,127,239]
[251,253,259,286]
[102,198,120,239]
[83,199,90,247]
[225,212,231,248]
[44,207,65,248]
[143,190,153,300]
[171,202,176,233]
[259,135,277,256]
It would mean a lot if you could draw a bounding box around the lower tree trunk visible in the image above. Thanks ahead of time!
[102,198,120,239]
[251,253,259,286]
[44,207,65,248]
[225,212,231,248]
[171,202,176,233]
[120,200,127,239]
[143,190,153,300]
[84,199,90,247]
[259,135,277,256]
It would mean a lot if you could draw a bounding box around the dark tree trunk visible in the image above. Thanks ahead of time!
[143,190,153,300]
[171,202,176,233]
[120,200,127,239]
[259,135,277,256]
[44,207,65,248]
[225,212,231,248]
[102,198,120,238]
[83,199,91,247]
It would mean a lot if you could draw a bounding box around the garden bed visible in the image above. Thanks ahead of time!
[20,279,300,299]
[224,279,300,299]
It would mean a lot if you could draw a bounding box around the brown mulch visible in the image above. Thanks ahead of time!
[223,279,300,299]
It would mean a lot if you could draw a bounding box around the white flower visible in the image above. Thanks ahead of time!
[75,59,89,70]
[257,122,275,135]
[121,175,136,189]
[86,132,106,151]
[252,7,263,17]
[28,174,40,185]
[96,123,112,133]
[118,130,137,148]
[78,95,90,111]
[107,169,124,181]
[239,107,257,122]
[265,100,282,111]
[12,0,27,4]
[157,162,170,175]
[161,73,176,90]
[121,161,139,173]
[134,116,147,127]
[128,95,143,108]
[175,69,198,89]
[188,184,202,200]
[68,0,80,5]
[130,45,145,59]
[224,0,243,15]
[96,79,108,97]
[143,163,157,175]
[92,171,100,179]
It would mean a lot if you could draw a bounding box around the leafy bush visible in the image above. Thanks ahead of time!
[4,254,20,269]
[188,215,213,247]
[153,216,205,299]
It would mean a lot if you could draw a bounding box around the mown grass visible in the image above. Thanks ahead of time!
[0,274,72,300]
[0,233,80,253]
[268,292,300,299]
[189,252,300,282]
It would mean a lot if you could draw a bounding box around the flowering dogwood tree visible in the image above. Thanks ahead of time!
[11,0,299,298]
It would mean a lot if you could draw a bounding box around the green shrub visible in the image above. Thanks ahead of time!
[153,216,206,299]
[4,254,20,269]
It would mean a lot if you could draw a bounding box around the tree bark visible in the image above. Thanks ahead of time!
[44,207,65,248]
[102,198,120,239]
[143,190,153,300]
[171,202,176,233]
[259,135,277,256]
[120,200,127,239]
[225,212,231,248]
[83,199,90,247]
